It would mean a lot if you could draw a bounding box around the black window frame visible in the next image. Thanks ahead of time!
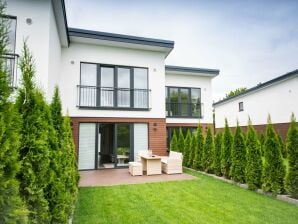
[239,102,244,112]
[79,62,150,111]
[166,86,202,118]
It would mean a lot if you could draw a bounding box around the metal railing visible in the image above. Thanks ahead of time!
[1,53,19,88]
[77,85,151,109]
[166,102,204,118]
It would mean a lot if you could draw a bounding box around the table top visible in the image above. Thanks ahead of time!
[140,155,162,160]
[117,155,129,159]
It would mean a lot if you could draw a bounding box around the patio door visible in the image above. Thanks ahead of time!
[115,124,132,167]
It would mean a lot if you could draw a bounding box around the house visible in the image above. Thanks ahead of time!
[5,0,219,170]
[213,70,298,139]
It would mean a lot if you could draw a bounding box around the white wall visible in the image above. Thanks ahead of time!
[165,73,214,124]
[214,76,298,128]
[59,42,166,118]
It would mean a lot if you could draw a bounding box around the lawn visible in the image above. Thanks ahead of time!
[73,170,298,224]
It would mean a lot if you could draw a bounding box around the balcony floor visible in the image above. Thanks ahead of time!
[79,168,196,187]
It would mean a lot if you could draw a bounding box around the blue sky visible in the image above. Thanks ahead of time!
[65,0,298,101]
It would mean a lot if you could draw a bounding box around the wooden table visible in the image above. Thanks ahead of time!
[140,155,162,175]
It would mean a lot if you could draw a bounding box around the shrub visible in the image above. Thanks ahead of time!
[202,126,214,173]
[177,128,184,154]
[221,119,233,178]
[183,130,191,166]
[0,3,27,222]
[277,132,286,158]
[16,43,51,223]
[230,123,246,183]
[213,132,222,176]
[259,132,265,156]
[285,113,298,198]
[187,134,197,167]
[262,116,286,195]
[193,124,204,170]
[170,130,178,152]
[245,122,262,190]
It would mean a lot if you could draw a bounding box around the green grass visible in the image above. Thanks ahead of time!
[73,169,298,224]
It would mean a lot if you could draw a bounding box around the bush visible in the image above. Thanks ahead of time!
[187,134,197,167]
[230,123,246,183]
[202,126,214,173]
[177,128,184,154]
[0,3,28,222]
[285,114,298,198]
[193,124,204,170]
[221,119,233,178]
[183,130,191,167]
[259,133,265,156]
[277,132,286,158]
[213,133,222,176]
[170,130,178,152]
[262,116,286,195]
[245,122,262,190]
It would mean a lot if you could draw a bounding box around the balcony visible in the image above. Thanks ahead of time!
[1,53,19,88]
[77,85,151,110]
[166,102,204,118]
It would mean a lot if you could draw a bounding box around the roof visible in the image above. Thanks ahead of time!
[165,65,220,77]
[213,69,298,106]
[52,0,69,47]
[68,27,174,48]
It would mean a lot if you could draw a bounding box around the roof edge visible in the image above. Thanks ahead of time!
[213,69,298,106]
[165,65,220,76]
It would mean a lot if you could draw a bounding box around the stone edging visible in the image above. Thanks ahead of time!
[184,167,298,206]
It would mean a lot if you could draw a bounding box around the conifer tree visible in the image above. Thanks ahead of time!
[221,119,233,178]
[193,124,204,170]
[202,126,214,173]
[0,2,27,222]
[187,135,196,167]
[213,132,222,176]
[177,128,184,154]
[230,123,246,183]
[285,113,298,198]
[259,132,265,156]
[262,116,286,195]
[277,132,286,158]
[183,130,191,166]
[16,43,50,223]
[245,121,263,190]
[170,130,178,152]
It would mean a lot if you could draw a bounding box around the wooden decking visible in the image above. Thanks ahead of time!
[79,168,196,187]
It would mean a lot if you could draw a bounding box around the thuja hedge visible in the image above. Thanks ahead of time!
[170,116,297,196]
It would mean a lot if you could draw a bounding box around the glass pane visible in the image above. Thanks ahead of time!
[117,68,130,107]
[191,88,201,117]
[169,88,179,116]
[134,68,148,108]
[116,124,130,166]
[180,88,189,116]
[80,63,97,107]
[5,17,16,54]
[101,67,114,107]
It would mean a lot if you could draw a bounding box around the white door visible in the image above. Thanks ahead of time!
[79,123,96,170]
[134,123,148,161]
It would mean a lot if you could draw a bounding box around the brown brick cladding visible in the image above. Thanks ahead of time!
[215,122,298,140]
[70,117,168,157]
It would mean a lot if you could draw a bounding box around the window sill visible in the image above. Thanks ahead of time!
[78,106,151,111]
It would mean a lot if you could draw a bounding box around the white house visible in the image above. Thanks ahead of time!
[5,0,219,170]
[213,70,298,138]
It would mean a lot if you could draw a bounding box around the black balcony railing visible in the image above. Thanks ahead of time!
[166,102,204,118]
[1,53,19,88]
[77,85,151,110]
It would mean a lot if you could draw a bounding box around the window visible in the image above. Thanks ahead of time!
[239,102,244,112]
[79,63,149,109]
[166,87,202,118]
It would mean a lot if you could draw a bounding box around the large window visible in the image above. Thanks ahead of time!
[166,87,203,118]
[79,63,149,109]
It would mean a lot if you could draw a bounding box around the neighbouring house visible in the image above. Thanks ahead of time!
[213,69,298,139]
[5,0,219,170]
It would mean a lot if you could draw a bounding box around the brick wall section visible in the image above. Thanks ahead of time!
[215,122,298,140]
[70,117,167,157]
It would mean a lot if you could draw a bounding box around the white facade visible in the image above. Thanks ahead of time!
[214,74,298,128]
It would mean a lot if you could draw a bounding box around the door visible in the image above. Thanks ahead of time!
[115,124,131,167]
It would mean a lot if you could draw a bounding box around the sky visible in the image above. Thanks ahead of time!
[64,0,298,101]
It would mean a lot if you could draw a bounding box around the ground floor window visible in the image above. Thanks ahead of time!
[78,122,148,170]
[166,126,197,148]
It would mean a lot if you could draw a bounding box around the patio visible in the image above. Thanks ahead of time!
[79,168,196,187]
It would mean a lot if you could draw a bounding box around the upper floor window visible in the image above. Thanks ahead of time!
[166,86,203,118]
[1,15,17,87]
[78,63,150,110]
[239,102,244,112]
